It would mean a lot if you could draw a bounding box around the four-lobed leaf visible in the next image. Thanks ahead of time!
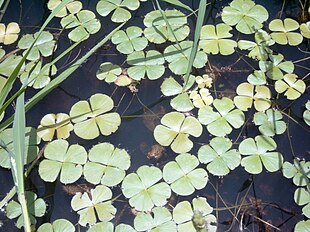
[294,187,310,218]
[221,0,269,34]
[143,10,190,44]
[300,22,310,39]
[164,41,208,75]
[134,207,177,232]
[303,101,310,126]
[198,137,241,176]
[71,185,116,226]
[0,22,20,45]
[275,74,306,100]
[253,109,286,136]
[239,135,284,174]
[87,222,136,232]
[163,153,208,196]
[6,191,46,229]
[199,23,237,55]
[154,112,203,153]
[84,142,131,187]
[198,97,245,137]
[61,10,101,42]
[96,62,122,83]
[269,18,303,46]
[282,159,310,187]
[37,113,73,141]
[234,82,271,111]
[38,139,87,184]
[127,50,165,80]
[47,0,82,17]
[111,26,148,54]
[37,219,75,232]
[173,197,217,232]
[121,165,171,211]
[96,0,140,23]
[69,93,121,140]
[18,31,56,61]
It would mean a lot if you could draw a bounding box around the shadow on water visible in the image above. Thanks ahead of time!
[0,0,309,231]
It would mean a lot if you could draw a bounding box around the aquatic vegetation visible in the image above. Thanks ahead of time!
[0,0,309,231]
[69,94,121,140]
[38,139,87,183]
[154,111,202,153]
[163,153,208,196]
[198,97,245,137]
[71,185,116,226]
[6,191,46,229]
[173,197,217,232]
[239,135,283,174]
[61,10,101,42]
[111,26,148,54]
[37,219,75,232]
[0,22,20,45]
[198,137,241,176]
[83,142,131,186]
[134,207,176,232]
[253,109,286,136]
[199,23,237,55]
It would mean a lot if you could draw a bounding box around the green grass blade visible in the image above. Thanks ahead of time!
[160,0,194,14]
[0,22,126,131]
[0,0,73,114]
[12,88,31,231]
[183,0,207,90]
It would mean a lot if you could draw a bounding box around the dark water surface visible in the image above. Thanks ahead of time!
[0,0,309,231]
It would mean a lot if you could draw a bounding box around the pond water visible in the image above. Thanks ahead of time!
[0,0,309,231]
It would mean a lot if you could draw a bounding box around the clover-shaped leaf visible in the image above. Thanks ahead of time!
[0,22,20,45]
[234,82,271,111]
[198,97,245,137]
[303,101,310,126]
[84,142,131,187]
[134,207,177,232]
[199,23,237,55]
[163,153,208,196]
[0,127,40,169]
[275,74,306,100]
[37,113,73,141]
[87,222,136,232]
[164,41,208,75]
[259,53,294,80]
[238,30,274,60]
[295,220,310,232]
[18,31,56,61]
[61,10,101,42]
[173,197,217,232]
[127,50,165,80]
[160,76,195,112]
[96,62,122,83]
[300,22,310,39]
[143,9,190,44]
[38,139,87,184]
[20,61,57,89]
[37,219,75,232]
[294,187,310,218]
[282,159,310,187]
[195,74,213,89]
[111,26,148,54]
[122,165,171,211]
[239,135,284,174]
[69,93,121,140]
[221,0,268,34]
[269,18,303,46]
[253,109,286,136]
[154,112,202,153]
[247,70,267,85]
[96,0,140,23]
[47,0,82,17]
[71,185,116,227]
[6,191,46,229]
[198,137,241,176]
[0,50,23,78]
[190,88,214,109]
